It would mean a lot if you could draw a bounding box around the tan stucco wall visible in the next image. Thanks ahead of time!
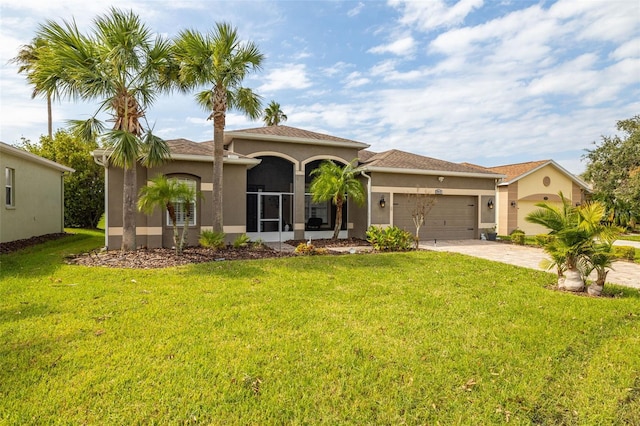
[371,173,495,191]
[499,164,583,236]
[1,151,66,242]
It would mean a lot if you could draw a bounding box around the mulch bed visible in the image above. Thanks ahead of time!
[3,232,372,269]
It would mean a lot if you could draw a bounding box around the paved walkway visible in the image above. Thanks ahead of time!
[419,240,640,289]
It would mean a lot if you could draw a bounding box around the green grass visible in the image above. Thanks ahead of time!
[620,234,640,242]
[2,230,640,424]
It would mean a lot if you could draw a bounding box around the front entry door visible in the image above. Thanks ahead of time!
[260,193,281,232]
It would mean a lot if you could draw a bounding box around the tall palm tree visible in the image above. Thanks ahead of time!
[263,100,287,126]
[33,8,174,251]
[173,23,264,233]
[309,160,365,240]
[11,37,55,138]
[138,175,196,255]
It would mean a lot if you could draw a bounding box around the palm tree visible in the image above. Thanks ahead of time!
[138,175,196,255]
[526,193,621,292]
[263,100,287,126]
[33,8,174,251]
[11,37,55,138]
[173,23,264,233]
[309,160,365,240]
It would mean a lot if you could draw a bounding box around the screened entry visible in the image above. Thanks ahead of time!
[304,159,347,232]
[246,156,294,234]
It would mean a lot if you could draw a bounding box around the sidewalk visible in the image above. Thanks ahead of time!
[419,240,640,290]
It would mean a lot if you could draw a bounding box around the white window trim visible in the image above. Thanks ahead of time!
[166,178,196,227]
[5,167,15,207]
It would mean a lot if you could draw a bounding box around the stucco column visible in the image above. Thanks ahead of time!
[294,170,306,240]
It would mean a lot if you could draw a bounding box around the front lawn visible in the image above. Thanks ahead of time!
[1,230,639,424]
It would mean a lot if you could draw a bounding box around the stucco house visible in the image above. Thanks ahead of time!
[1,141,74,243]
[484,160,591,236]
[93,126,504,249]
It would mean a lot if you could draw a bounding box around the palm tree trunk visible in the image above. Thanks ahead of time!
[212,85,226,234]
[121,165,137,251]
[47,94,52,139]
[333,199,343,240]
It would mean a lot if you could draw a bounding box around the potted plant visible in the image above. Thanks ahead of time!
[486,225,497,241]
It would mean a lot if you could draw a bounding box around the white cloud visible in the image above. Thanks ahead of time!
[390,0,484,32]
[369,35,416,56]
[343,72,370,89]
[258,64,312,92]
[347,2,365,18]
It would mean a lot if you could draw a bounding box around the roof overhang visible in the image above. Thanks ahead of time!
[362,165,505,179]
[226,131,370,150]
[1,142,74,173]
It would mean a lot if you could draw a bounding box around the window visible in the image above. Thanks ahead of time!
[5,168,14,207]
[166,178,196,226]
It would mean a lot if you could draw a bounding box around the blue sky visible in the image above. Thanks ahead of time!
[1,0,638,174]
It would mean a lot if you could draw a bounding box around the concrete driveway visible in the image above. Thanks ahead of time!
[419,240,640,290]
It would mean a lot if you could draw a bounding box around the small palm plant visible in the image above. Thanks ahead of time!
[138,175,197,255]
[309,160,365,240]
[526,193,621,292]
[581,243,616,296]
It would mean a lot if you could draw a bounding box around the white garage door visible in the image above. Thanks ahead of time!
[393,194,477,240]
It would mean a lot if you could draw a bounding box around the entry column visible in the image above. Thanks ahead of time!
[293,170,306,240]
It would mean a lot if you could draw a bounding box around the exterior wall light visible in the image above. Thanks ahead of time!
[510,201,517,207]
[487,199,494,209]
[379,195,386,208]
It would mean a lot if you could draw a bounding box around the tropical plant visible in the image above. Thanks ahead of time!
[173,23,264,234]
[11,37,57,138]
[581,242,616,296]
[366,226,414,252]
[233,233,251,249]
[526,193,621,292]
[263,100,287,126]
[199,230,226,250]
[32,8,174,251]
[20,130,104,228]
[309,160,366,240]
[138,175,196,255]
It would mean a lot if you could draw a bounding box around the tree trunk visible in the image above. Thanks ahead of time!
[212,85,226,234]
[562,267,585,292]
[47,94,52,139]
[121,165,137,251]
[333,198,343,240]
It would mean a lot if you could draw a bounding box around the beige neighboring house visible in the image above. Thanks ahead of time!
[0,142,74,243]
[485,160,591,236]
[93,126,504,249]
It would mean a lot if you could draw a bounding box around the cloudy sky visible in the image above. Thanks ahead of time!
[1,0,638,174]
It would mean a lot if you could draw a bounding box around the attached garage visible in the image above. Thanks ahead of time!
[393,194,478,240]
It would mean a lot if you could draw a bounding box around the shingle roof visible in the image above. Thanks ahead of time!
[166,138,242,159]
[357,149,377,162]
[361,149,499,175]
[227,125,368,146]
[486,160,550,183]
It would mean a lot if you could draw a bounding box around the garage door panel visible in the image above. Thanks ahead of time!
[393,195,477,240]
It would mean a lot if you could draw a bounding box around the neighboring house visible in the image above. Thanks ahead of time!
[0,141,74,243]
[93,126,504,249]
[483,160,591,236]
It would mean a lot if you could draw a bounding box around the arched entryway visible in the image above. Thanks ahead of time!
[246,156,294,239]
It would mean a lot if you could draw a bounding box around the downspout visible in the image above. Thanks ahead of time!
[361,171,372,229]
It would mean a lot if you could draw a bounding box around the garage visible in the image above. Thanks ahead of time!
[393,194,478,240]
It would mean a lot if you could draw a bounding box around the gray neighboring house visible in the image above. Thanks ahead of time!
[93,126,504,249]
[1,141,74,243]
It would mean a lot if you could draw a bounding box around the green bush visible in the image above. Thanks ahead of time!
[511,232,525,245]
[614,245,636,261]
[233,233,251,249]
[294,243,327,256]
[199,230,225,250]
[535,234,555,246]
[510,228,525,235]
[366,226,413,251]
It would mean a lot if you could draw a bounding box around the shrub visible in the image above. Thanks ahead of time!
[294,242,328,256]
[251,238,265,250]
[233,234,251,249]
[511,232,525,245]
[613,246,636,261]
[535,234,555,246]
[366,226,413,251]
[199,230,225,250]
